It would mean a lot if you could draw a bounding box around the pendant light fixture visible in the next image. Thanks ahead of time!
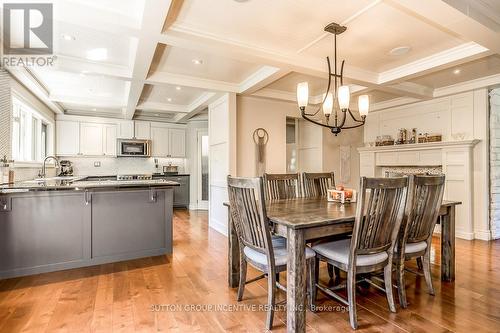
[296,22,369,136]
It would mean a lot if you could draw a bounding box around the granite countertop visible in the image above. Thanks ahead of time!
[0,176,179,193]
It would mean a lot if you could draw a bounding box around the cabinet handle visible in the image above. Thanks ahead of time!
[84,190,91,205]
[149,189,157,203]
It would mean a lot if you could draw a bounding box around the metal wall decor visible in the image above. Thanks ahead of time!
[296,22,370,136]
[253,128,269,176]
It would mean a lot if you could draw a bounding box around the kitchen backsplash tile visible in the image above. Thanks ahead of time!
[62,157,186,176]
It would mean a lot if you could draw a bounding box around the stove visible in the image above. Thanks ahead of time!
[116,174,153,181]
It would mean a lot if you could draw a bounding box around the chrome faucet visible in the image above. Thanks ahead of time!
[40,156,60,178]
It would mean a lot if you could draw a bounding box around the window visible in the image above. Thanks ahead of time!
[11,97,50,162]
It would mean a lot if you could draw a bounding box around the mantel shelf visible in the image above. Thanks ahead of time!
[357,139,480,153]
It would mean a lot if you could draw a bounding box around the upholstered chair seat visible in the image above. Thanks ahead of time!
[313,239,388,267]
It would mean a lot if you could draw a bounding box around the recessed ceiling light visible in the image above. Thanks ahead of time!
[86,48,108,61]
[192,59,203,65]
[176,86,182,91]
[62,34,75,41]
[167,98,172,102]
[389,46,411,56]
[453,68,461,75]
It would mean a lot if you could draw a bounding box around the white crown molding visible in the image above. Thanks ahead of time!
[6,67,65,114]
[378,42,490,84]
[146,71,240,93]
[178,92,219,123]
[53,55,132,80]
[381,81,434,99]
[433,73,500,98]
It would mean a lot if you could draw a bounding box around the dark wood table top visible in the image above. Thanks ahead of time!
[265,198,461,230]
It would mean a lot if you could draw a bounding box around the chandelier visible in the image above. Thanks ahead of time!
[296,22,369,136]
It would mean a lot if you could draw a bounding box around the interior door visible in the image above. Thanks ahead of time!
[197,130,209,210]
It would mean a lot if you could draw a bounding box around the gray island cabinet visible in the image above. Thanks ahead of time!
[0,184,175,279]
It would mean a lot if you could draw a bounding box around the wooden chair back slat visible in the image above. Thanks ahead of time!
[302,172,335,197]
[404,175,445,244]
[228,176,273,254]
[263,173,300,200]
[353,177,408,256]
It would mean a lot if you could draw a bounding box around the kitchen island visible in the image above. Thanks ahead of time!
[0,177,178,278]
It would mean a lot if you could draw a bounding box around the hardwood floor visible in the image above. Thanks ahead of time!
[0,209,499,332]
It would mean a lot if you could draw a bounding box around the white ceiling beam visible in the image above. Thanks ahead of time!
[379,82,434,99]
[386,0,500,54]
[433,72,500,97]
[136,101,187,113]
[377,42,490,84]
[7,67,65,114]
[50,55,132,80]
[146,71,240,93]
[177,92,219,123]
[49,94,124,109]
[125,0,174,120]
[370,97,422,112]
[238,66,287,94]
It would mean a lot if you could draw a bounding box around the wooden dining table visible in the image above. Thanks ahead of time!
[224,197,461,333]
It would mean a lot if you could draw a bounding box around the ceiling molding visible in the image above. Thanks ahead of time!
[125,0,175,120]
[378,42,490,84]
[7,67,65,114]
[135,101,188,113]
[52,55,132,80]
[296,0,383,54]
[387,0,500,54]
[146,71,240,92]
[177,92,219,123]
[369,96,422,112]
[380,82,434,99]
[238,66,285,94]
[250,88,323,105]
[433,72,500,97]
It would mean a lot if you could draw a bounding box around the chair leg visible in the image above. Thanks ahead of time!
[347,268,358,330]
[237,258,247,301]
[384,262,397,313]
[265,270,276,330]
[308,258,316,311]
[416,257,423,270]
[422,248,435,295]
[276,272,280,283]
[312,257,319,308]
[327,263,334,280]
[396,261,407,308]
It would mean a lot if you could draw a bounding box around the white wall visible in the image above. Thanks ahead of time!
[209,93,237,236]
[364,90,490,240]
[237,96,301,176]
[236,95,363,189]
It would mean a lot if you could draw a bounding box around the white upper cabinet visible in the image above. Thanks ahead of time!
[80,123,104,156]
[151,126,170,157]
[118,121,134,139]
[103,124,118,156]
[169,128,186,158]
[56,121,80,156]
[134,121,151,140]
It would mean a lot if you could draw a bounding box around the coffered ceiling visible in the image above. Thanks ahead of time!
[7,0,500,122]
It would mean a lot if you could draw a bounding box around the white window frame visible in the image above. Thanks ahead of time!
[11,92,54,165]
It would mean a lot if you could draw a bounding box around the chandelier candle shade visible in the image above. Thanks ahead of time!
[296,22,370,135]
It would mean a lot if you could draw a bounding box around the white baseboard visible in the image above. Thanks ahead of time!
[209,218,228,237]
[474,230,492,241]
[455,230,475,240]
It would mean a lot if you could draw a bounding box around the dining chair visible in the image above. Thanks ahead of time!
[227,176,316,330]
[311,177,408,329]
[302,172,336,197]
[263,173,301,200]
[394,174,445,308]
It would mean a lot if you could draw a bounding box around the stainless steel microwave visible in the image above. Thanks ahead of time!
[117,139,151,157]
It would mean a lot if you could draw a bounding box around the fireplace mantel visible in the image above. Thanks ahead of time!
[357,140,479,153]
[358,139,480,240]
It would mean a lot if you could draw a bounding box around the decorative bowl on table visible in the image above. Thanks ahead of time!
[327,186,357,204]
